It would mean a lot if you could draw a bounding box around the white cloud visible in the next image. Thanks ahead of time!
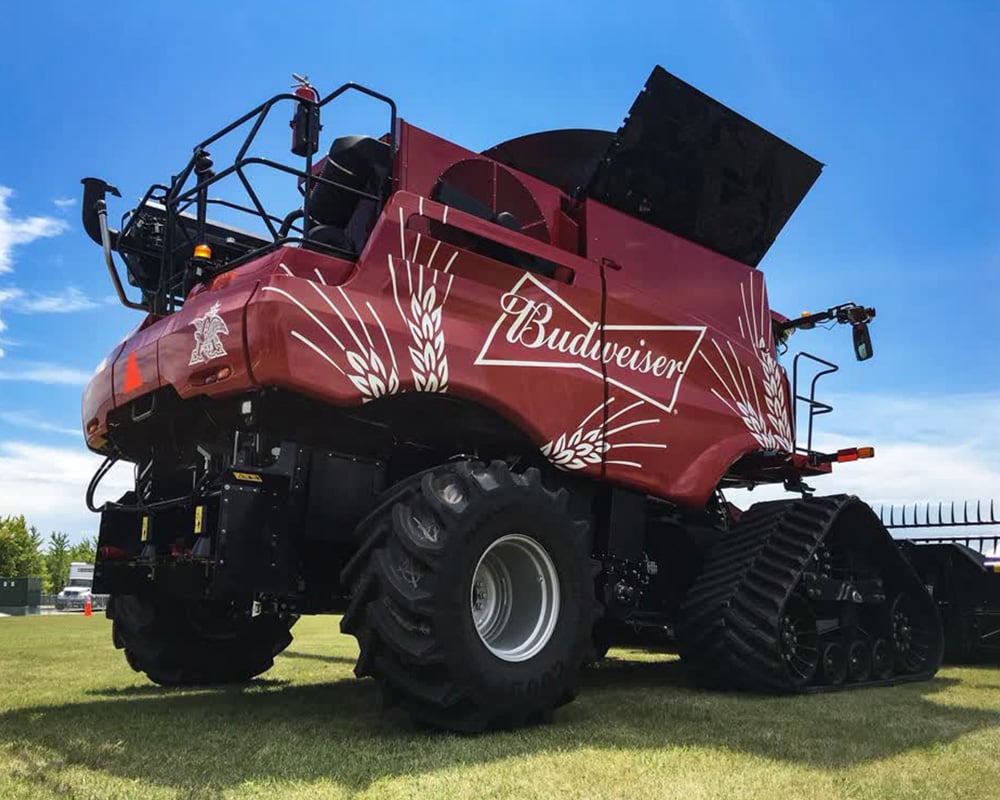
[0,411,79,437]
[0,287,101,358]
[729,392,1000,528]
[0,441,131,540]
[1,286,100,313]
[0,361,93,386]
[0,391,990,546]
[52,197,77,209]
[0,186,68,273]
[0,288,14,357]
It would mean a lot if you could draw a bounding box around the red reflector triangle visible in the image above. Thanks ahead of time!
[123,351,143,393]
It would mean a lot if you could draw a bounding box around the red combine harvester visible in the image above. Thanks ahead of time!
[81,67,944,731]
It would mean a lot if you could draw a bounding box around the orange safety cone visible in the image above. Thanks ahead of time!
[84,596,93,617]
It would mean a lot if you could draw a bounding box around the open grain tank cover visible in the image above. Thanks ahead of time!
[586,65,824,267]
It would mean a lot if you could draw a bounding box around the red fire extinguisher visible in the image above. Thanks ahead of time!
[290,73,320,157]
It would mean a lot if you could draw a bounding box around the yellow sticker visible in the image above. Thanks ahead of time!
[232,471,263,483]
[141,516,149,542]
[194,505,204,535]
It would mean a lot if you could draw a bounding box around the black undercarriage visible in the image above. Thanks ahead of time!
[95,389,942,692]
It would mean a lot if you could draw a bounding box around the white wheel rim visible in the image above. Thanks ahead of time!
[470,534,560,662]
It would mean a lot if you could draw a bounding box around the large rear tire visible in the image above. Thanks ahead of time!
[340,460,597,732]
[108,594,295,686]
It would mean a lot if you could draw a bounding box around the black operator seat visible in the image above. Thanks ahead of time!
[309,135,391,255]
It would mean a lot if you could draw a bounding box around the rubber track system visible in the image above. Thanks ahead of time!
[677,494,943,692]
[339,460,599,732]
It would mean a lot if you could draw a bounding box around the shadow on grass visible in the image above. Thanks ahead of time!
[84,677,292,698]
[1,655,997,795]
[275,650,357,666]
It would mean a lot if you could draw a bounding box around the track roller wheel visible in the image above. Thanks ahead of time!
[820,642,847,685]
[847,639,872,682]
[871,637,894,680]
[891,592,934,674]
[340,460,597,732]
[778,594,819,687]
[108,594,295,686]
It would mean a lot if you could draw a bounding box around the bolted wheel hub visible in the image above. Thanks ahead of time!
[778,594,819,686]
[891,592,931,674]
[821,641,848,685]
[470,534,560,662]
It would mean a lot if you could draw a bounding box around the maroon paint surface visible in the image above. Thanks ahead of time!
[83,121,819,507]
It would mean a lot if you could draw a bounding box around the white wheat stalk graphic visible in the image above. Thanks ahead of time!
[275,193,461,402]
[701,271,796,452]
[406,285,447,391]
[342,341,398,401]
[263,278,400,403]
[316,284,400,401]
[541,397,665,471]
[738,276,793,451]
[542,426,608,471]
[388,256,452,393]
[759,349,792,451]
[700,338,777,451]
[389,205,457,393]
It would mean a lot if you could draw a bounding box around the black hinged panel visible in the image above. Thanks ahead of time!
[587,65,823,267]
[303,451,386,541]
[215,472,296,594]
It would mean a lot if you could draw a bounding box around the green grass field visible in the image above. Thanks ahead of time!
[3,616,1000,799]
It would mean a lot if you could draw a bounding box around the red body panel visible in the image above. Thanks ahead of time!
[585,202,795,501]
[83,122,799,507]
[81,340,125,449]
[247,191,607,454]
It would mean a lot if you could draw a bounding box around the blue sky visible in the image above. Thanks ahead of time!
[0,1,997,540]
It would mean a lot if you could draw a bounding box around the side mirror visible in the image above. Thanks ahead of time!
[852,323,873,361]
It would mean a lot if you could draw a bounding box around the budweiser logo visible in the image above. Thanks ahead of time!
[475,274,705,413]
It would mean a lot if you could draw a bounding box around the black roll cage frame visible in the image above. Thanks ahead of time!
[110,82,397,315]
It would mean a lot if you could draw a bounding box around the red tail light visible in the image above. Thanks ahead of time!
[836,446,875,463]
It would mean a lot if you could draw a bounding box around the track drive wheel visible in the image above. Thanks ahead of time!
[108,594,295,685]
[778,594,819,687]
[891,592,935,674]
[340,460,597,732]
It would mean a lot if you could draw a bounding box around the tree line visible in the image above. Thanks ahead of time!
[0,515,96,593]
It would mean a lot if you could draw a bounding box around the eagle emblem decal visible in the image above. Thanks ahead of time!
[189,301,230,365]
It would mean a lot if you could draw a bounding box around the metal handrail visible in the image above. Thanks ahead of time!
[117,81,397,314]
[791,352,839,453]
